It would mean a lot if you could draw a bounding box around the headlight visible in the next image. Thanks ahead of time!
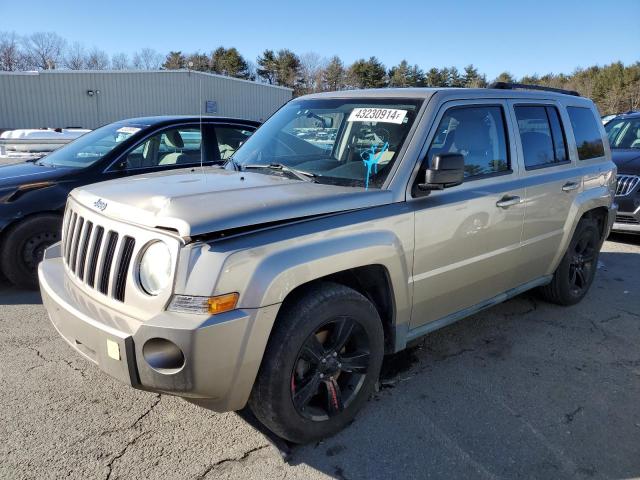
[138,241,172,295]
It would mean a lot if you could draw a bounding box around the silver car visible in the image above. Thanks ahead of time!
[39,85,617,444]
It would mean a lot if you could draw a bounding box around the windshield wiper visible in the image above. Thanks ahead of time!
[241,163,316,182]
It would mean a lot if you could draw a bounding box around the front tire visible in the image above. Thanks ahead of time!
[0,214,61,289]
[538,217,601,306]
[249,282,384,444]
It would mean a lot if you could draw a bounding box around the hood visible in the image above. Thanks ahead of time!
[72,167,394,238]
[612,149,640,175]
[0,161,75,189]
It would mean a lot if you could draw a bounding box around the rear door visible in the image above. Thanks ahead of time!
[410,99,527,329]
[507,101,581,281]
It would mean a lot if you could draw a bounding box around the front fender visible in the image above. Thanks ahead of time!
[213,219,414,337]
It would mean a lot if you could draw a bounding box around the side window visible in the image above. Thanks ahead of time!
[124,127,202,169]
[215,127,253,160]
[567,106,605,160]
[427,105,509,178]
[514,105,568,169]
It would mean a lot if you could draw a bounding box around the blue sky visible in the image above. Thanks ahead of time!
[2,0,638,79]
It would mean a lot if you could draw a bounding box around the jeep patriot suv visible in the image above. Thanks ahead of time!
[39,84,616,443]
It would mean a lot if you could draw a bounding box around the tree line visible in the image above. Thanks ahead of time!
[1,31,638,114]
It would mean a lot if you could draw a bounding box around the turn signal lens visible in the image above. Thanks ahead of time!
[208,293,239,314]
[167,293,239,315]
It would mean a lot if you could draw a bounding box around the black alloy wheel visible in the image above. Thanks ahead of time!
[291,316,371,421]
[568,227,597,297]
[249,282,384,444]
[538,217,601,306]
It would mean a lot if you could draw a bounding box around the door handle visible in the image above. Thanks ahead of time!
[496,195,522,209]
[562,181,580,192]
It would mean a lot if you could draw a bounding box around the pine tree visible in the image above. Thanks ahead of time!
[211,47,251,79]
[322,56,346,91]
[163,51,186,70]
[348,57,387,89]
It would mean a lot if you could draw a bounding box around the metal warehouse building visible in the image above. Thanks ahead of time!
[0,70,292,130]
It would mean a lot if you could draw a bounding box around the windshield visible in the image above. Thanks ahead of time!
[604,117,640,149]
[37,123,145,168]
[230,98,423,188]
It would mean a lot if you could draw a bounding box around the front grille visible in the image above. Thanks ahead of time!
[615,214,640,225]
[62,208,135,302]
[615,174,640,196]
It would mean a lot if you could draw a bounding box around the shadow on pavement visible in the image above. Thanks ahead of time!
[0,279,42,305]
[608,232,640,246]
[279,250,640,479]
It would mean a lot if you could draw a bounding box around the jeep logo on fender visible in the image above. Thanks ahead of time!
[93,199,107,211]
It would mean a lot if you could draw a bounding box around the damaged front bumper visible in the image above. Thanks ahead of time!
[38,243,280,412]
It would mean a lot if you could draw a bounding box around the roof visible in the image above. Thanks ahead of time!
[111,115,261,127]
[300,87,593,103]
[615,111,640,119]
[0,69,294,92]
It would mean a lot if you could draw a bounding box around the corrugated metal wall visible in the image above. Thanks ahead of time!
[0,70,292,129]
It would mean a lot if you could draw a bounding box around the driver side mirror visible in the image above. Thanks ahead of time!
[418,153,464,191]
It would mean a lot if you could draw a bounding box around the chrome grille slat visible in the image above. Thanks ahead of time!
[98,231,118,295]
[86,226,104,288]
[69,217,85,273]
[61,208,72,255]
[106,234,125,297]
[616,215,639,225]
[616,174,640,196]
[77,221,93,281]
[64,213,77,264]
[67,213,80,265]
[114,237,136,302]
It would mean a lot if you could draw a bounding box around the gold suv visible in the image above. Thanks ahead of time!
[39,84,617,443]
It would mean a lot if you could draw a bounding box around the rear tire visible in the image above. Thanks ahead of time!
[248,282,384,444]
[538,217,601,306]
[0,214,61,289]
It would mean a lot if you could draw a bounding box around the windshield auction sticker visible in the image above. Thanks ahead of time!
[348,108,407,124]
[116,126,142,135]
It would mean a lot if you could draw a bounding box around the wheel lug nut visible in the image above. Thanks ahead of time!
[333,352,338,357]
[338,363,342,368]
[321,359,326,363]
[319,373,324,378]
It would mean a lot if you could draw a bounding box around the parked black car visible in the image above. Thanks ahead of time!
[0,116,259,288]
[605,111,640,234]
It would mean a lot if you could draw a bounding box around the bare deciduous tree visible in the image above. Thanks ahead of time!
[111,53,130,70]
[132,48,163,70]
[63,41,86,70]
[22,31,66,69]
[0,31,25,71]
[299,52,326,94]
[86,47,109,70]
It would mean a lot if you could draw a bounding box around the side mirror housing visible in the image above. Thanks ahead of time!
[419,153,464,191]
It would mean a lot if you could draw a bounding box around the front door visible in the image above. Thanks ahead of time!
[410,100,527,330]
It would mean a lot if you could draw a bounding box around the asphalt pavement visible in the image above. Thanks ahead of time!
[1,236,639,479]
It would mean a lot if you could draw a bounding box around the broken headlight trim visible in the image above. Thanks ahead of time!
[167,293,239,315]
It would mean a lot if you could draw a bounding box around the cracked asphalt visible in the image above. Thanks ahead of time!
[1,236,639,479]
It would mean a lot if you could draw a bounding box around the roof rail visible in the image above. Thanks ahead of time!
[487,82,580,97]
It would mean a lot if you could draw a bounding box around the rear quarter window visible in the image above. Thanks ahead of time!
[567,107,605,160]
